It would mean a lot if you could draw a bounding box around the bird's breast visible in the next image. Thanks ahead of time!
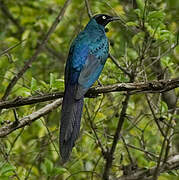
[90,36,109,64]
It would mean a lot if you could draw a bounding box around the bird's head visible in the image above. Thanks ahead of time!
[93,14,120,27]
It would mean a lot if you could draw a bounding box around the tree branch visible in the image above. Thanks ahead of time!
[118,154,179,180]
[103,93,130,180]
[0,78,178,110]
[0,99,62,138]
[1,0,72,101]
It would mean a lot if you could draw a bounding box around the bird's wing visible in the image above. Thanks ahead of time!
[76,53,104,99]
[66,32,90,85]
[66,32,107,99]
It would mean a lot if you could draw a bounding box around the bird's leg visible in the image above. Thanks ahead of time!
[97,80,103,86]
[12,108,19,127]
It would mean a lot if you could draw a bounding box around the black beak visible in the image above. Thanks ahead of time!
[109,16,120,22]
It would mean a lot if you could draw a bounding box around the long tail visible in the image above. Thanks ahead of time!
[60,84,84,163]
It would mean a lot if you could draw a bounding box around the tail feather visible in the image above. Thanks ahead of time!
[60,84,84,163]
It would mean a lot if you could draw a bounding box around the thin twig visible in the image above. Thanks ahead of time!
[41,119,60,157]
[85,0,93,18]
[85,103,106,157]
[145,95,165,137]
[109,53,132,78]
[121,136,134,164]
[0,39,26,57]
[126,143,158,158]
[45,45,65,61]
[24,152,41,180]
[92,155,102,180]
[7,128,24,157]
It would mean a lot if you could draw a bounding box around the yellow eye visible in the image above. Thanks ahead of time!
[102,16,106,20]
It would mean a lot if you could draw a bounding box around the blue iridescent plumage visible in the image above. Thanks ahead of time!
[60,14,119,162]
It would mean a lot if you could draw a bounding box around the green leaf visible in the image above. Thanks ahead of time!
[127,48,138,61]
[161,57,174,67]
[44,158,53,175]
[51,167,67,176]
[50,73,56,89]
[126,21,138,27]
[41,160,66,176]
[0,176,9,180]
[0,163,15,176]
[22,29,31,41]
[134,9,142,18]
[168,170,178,176]
[148,161,157,168]
[31,77,38,92]
[160,30,174,41]
[41,163,47,175]
[160,101,168,113]
[39,80,50,89]
[132,32,145,46]
[50,73,64,90]
[148,11,165,22]
[136,0,144,11]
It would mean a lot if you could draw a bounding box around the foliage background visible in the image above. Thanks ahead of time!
[0,0,179,179]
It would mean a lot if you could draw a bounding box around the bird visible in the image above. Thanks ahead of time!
[60,14,119,163]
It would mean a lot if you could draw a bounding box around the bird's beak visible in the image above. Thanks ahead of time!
[109,16,120,22]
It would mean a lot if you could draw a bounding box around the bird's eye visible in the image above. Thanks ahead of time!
[102,16,106,20]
